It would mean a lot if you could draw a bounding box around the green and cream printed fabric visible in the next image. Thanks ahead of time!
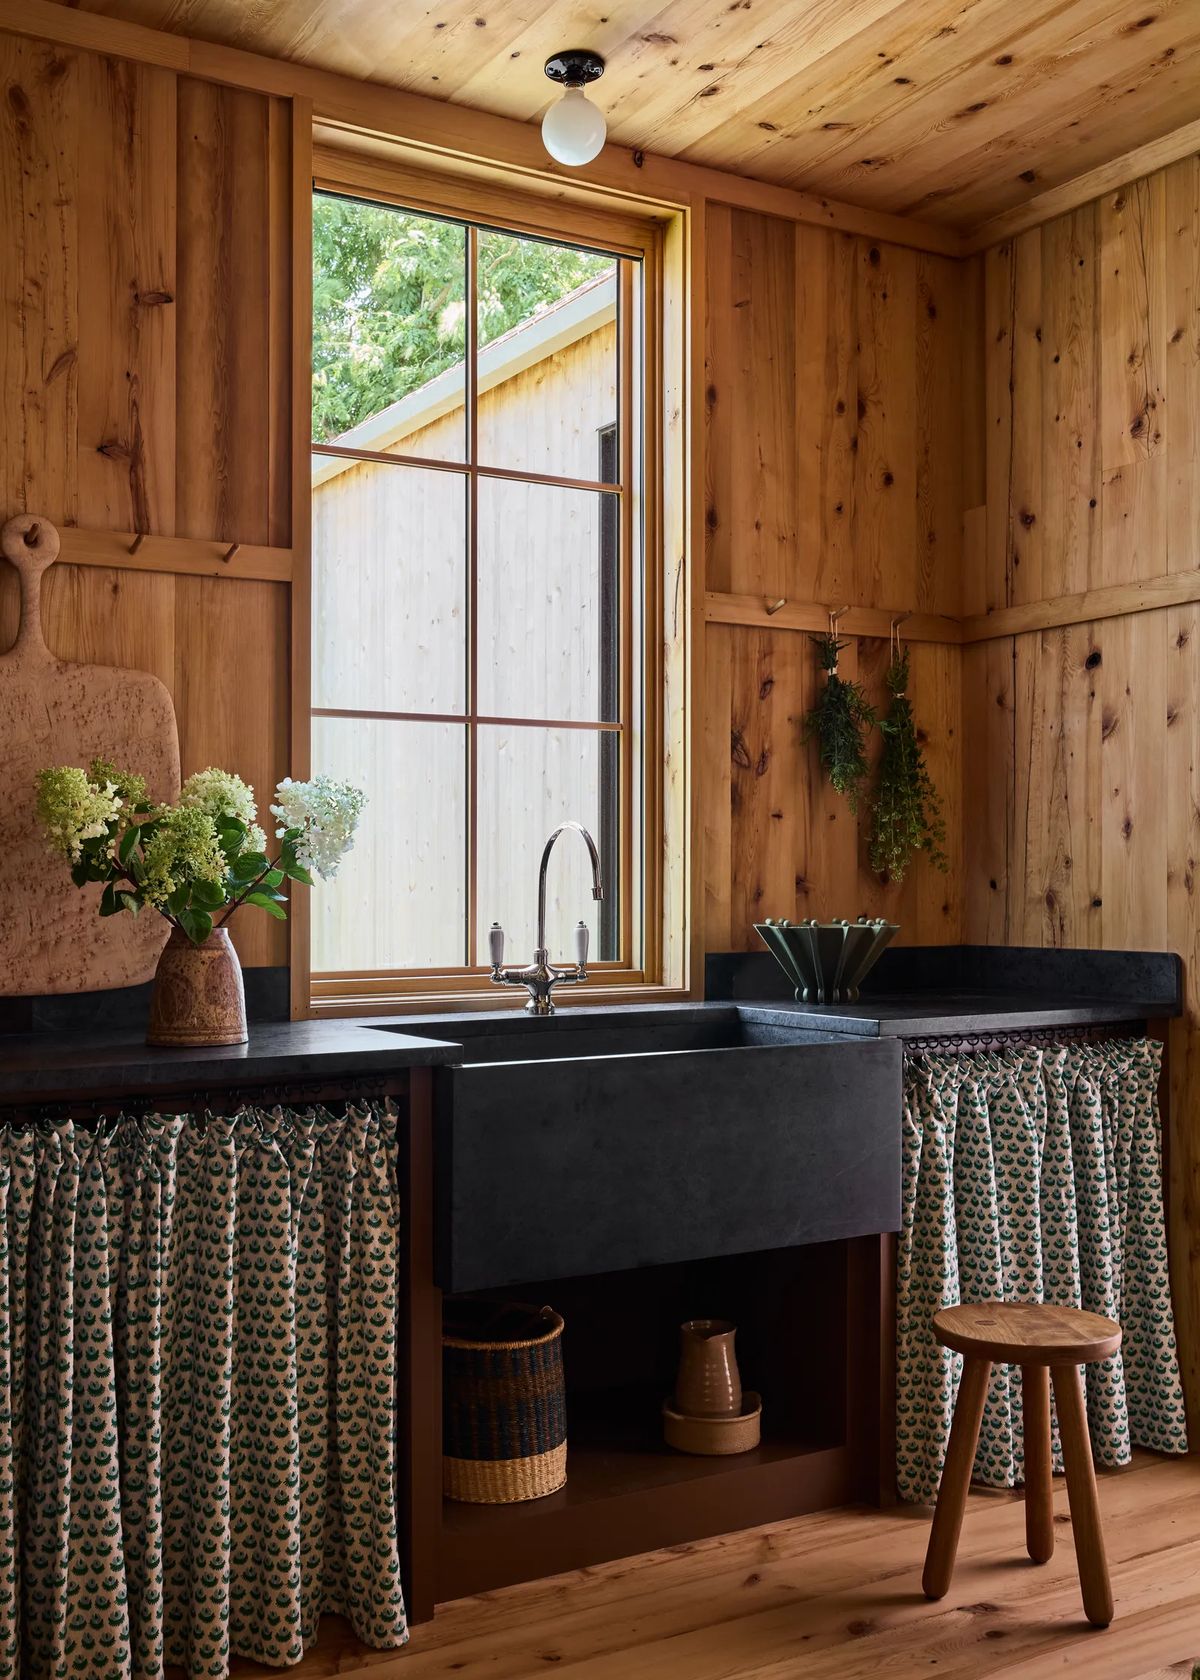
[897,1037,1187,1505]
[0,1100,408,1680]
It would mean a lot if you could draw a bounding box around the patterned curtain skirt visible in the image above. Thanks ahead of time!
[896,1037,1188,1505]
[0,1101,409,1680]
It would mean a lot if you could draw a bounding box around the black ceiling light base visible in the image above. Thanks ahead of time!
[544,49,606,88]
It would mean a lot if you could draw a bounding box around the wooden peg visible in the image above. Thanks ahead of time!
[765,597,787,616]
[221,542,241,565]
[128,532,146,556]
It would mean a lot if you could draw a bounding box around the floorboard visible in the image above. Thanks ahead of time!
[212,1455,1200,1680]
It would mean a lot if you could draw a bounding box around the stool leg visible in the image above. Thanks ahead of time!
[922,1355,991,1600]
[1022,1364,1054,1564]
[1051,1363,1114,1627]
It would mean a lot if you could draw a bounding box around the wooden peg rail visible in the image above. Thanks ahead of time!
[51,526,294,584]
[703,592,963,645]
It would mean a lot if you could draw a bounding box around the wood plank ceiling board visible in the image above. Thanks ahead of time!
[53,0,1200,234]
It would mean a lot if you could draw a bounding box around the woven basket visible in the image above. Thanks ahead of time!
[443,1300,567,1504]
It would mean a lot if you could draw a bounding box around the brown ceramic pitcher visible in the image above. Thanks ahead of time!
[674,1319,742,1417]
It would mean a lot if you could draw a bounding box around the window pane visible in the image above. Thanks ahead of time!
[476,477,619,722]
[313,194,467,462]
[312,716,466,971]
[476,229,617,479]
[313,460,466,714]
[477,723,618,964]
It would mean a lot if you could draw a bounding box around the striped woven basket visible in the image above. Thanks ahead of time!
[443,1300,567,1504]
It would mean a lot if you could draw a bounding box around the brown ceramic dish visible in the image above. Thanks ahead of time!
[662,1391,762,1456]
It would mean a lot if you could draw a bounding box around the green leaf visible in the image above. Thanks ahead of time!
[190,877,228,910]
[178,907,213,945]
[263,868,285,889]
[245,891,288,920]
[167,884,190,917]
[98,883,120,917]
[119,893,141,916]
[118,825,140,866]
[286,863,313,886]
[229,851,269,883]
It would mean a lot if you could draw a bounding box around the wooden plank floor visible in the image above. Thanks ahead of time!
[221,1455,1200,1680]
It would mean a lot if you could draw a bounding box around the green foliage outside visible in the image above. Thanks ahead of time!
[312,195,614,441]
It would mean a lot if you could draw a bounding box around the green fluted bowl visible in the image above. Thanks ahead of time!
[754,917,899,1005]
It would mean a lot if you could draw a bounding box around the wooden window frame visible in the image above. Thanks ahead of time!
[300,156,684,1016]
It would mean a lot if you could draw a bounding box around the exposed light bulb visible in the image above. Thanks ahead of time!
[542,86,607,167]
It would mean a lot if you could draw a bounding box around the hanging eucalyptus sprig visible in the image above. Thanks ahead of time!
[802,628,877,811]
[869,643,947,883]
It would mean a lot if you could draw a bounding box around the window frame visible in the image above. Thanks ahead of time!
[300,162,676,1014]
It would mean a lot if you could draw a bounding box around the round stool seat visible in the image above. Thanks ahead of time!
[934,1301,1121,1366]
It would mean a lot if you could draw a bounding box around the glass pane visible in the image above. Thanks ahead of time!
[476,228,617,479]
[312,460,466,713]
[312,716,466,971]
[476,477,619,722]
[312,193,467,462]
[477,723,619,964]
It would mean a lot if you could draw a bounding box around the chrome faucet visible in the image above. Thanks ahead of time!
[488,822,605,1015]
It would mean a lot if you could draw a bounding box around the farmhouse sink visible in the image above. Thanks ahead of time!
[375,1003,833,1064]
[385,1005,903,1292]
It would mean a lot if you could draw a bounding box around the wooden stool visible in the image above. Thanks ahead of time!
[921,1301,1122,1628]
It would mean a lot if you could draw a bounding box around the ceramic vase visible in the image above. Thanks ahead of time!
[674,1318,742,1417]
[146,926,248,1047]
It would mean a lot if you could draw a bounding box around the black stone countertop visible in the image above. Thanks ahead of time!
[0,939,1181,1102]
[736,993,1169,1039]
[0,1017,463,1102]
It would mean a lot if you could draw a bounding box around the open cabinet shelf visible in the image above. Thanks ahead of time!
[435,1241,883,1602]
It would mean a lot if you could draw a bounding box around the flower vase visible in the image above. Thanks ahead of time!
[146,926,248,1047]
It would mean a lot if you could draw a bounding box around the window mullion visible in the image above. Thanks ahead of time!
[466,224,480,969]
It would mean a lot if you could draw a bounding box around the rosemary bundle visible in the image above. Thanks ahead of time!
[869,646,947,882]
[802,633,876,810]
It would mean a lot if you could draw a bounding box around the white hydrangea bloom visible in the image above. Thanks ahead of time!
[270,776,365,880]
[179,767,258,827]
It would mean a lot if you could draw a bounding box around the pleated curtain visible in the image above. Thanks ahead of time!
[896,1037,1189,1504]
[0,1100,409,1680]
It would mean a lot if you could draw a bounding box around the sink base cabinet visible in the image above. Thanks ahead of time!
[434,1238,891,1603]
[401,1067,898,1621]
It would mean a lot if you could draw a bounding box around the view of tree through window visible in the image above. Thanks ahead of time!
[310,193,642,989]
[312,196,613,441]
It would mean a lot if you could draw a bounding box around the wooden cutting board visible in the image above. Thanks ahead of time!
[0,514,180,994]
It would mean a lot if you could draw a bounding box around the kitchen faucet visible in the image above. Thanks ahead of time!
[488,822,604,1014]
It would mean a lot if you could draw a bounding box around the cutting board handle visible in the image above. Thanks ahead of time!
[1,513,60,667]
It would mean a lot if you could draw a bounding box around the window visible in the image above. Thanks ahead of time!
[309,190,651,1002]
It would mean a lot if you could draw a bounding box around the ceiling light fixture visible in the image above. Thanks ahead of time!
[541,49,607,167]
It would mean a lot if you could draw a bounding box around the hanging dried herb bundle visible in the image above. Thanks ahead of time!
[869,646,947,882]
[802,633,876,810]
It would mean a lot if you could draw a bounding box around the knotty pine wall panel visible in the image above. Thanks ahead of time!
[702,205,966,950]
[962,151,1200,1424]
[0,33,293,966]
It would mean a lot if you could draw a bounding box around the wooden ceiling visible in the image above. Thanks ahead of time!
[64,0,1200,231]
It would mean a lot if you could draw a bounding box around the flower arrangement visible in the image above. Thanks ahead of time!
[35,761,364,945]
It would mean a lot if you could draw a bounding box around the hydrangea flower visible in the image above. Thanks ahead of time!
[35,767,122,863]
[141,806,228,907]
[270,776,365,880]
[179,767,258,827]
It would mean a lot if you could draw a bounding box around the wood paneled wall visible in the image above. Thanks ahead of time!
[701,205,966,950]
[960,153,1200,1422]
[0,34,294,965]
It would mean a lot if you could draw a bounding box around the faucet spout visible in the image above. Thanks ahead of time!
[536,822,604,957]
